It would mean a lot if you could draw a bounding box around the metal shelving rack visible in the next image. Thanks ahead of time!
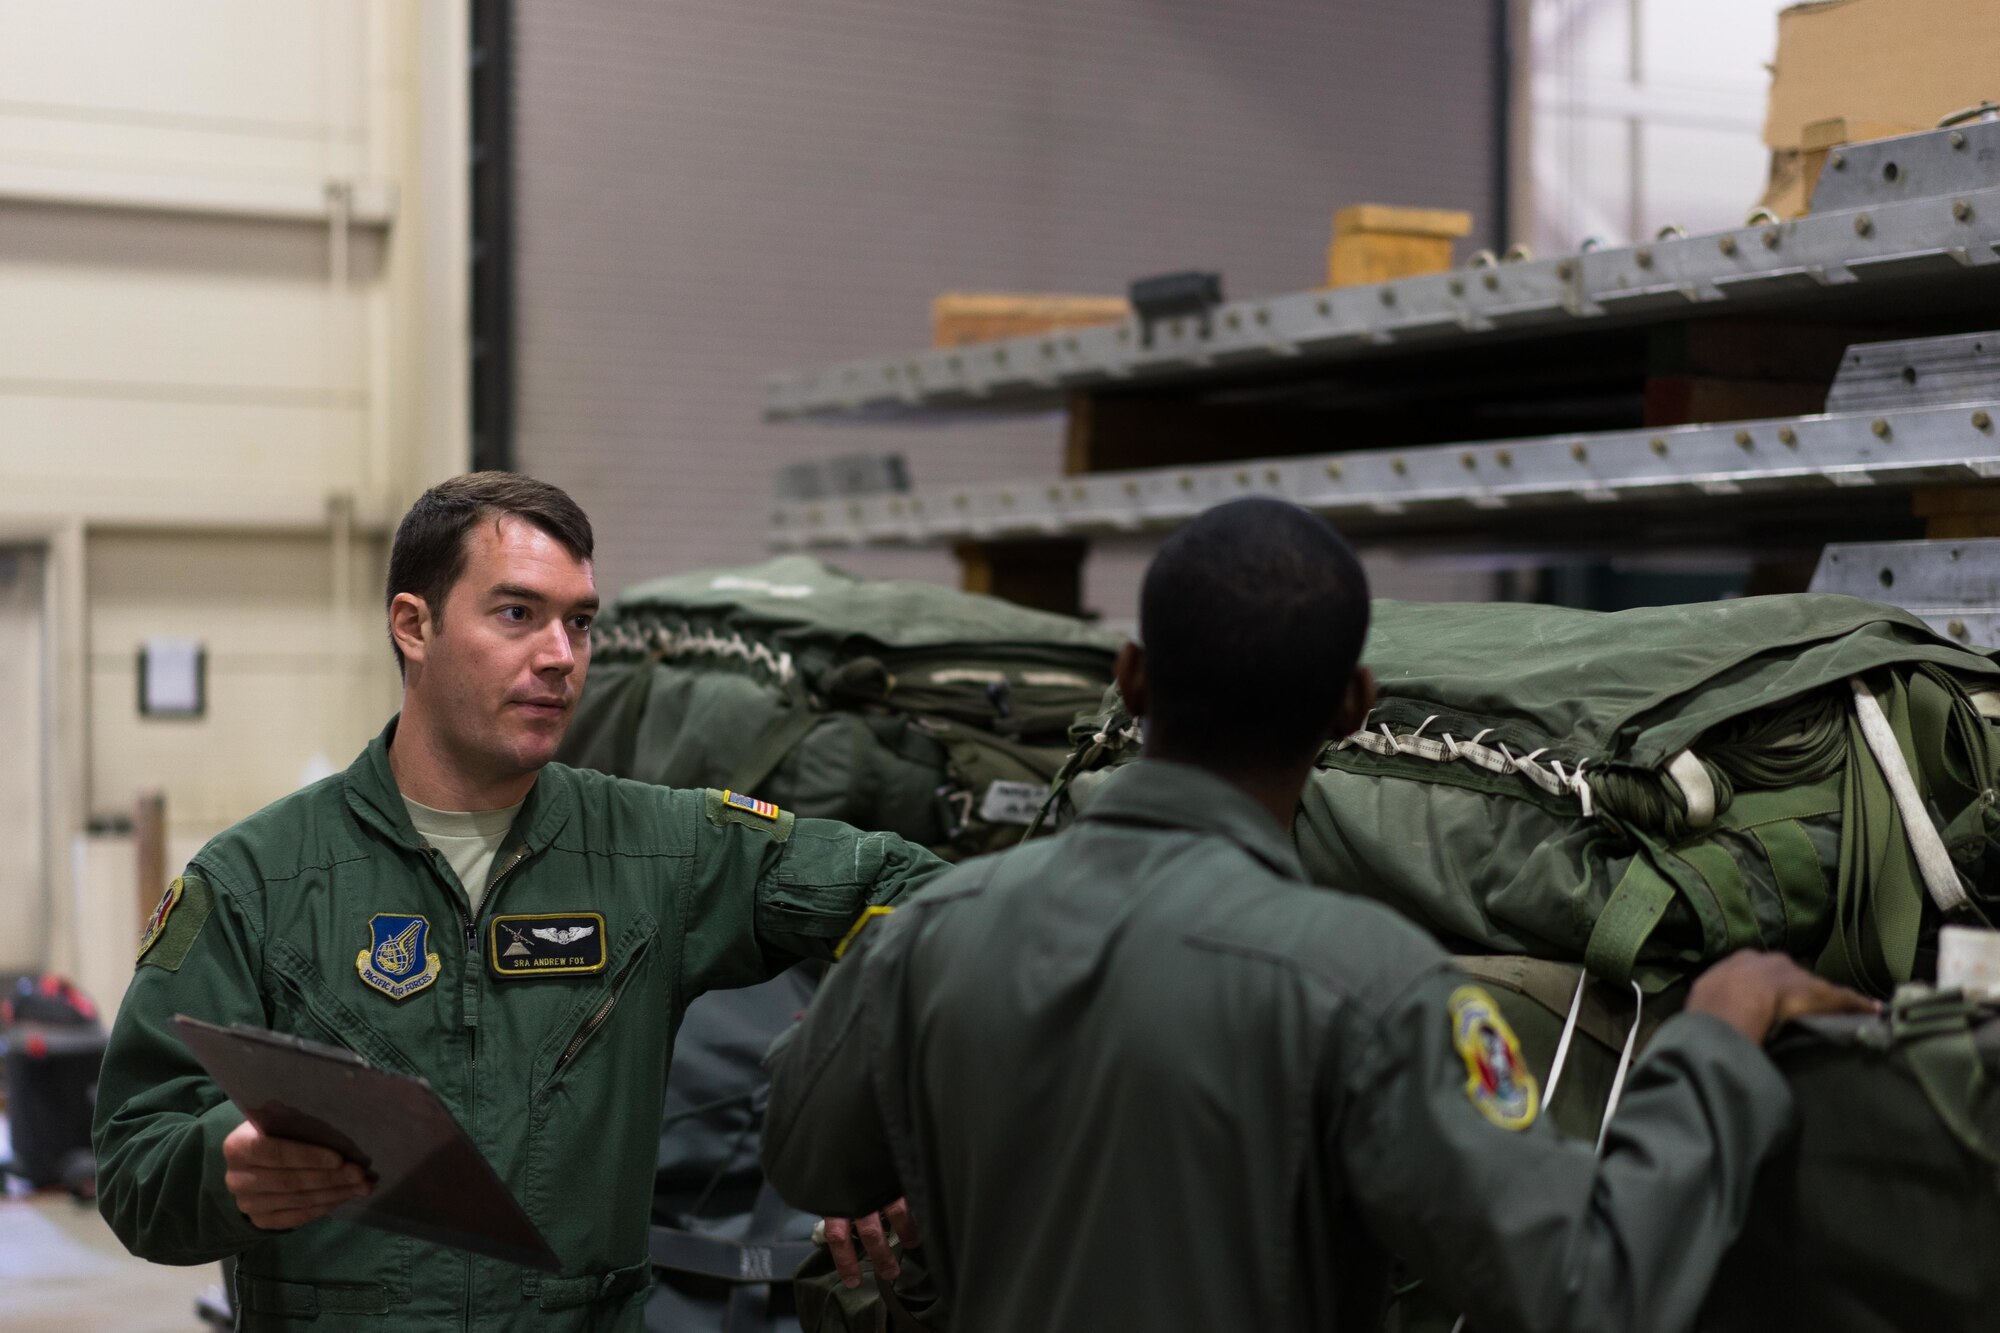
[761,120,2000,619]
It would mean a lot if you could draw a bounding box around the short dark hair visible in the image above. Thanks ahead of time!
[1138,498,1369,769]
[385,472,595,669]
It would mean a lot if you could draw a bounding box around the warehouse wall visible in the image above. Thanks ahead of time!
[0,0,469,994]
[512,0,1503,612]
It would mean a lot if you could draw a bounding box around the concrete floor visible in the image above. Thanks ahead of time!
[0,1193,218,1333]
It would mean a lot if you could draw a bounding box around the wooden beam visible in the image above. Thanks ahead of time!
[954,540,1088,617]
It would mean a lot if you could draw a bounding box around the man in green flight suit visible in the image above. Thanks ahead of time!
[93,473,948,1330]
[763,497,1874,1333]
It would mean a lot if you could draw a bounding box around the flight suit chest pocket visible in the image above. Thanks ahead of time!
[528,912,659,1098]
[264,938,425,1079]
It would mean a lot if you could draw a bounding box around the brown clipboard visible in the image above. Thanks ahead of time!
[173,1015,561,1272]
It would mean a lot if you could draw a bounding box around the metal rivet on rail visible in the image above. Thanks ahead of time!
[1391,458,1408,476]
[1634,248,1654,268]
[1179,475,1195,491]
[1872,418,1892,438]
[1124,480,1140,496]
[1651,437,1669,456]
[1236,470,1251,486]
[1954,200,1975,223]
[1316,299,1332,317]
[1975,411,1994,431]
[1952,131,1968,150]
[1854,214,1874,238]
[1735,429,1753,450]
[1071,485,1087,501]
[1778,426,1799,446]
[1461,452,1477,470]
[1324,461,1343,480]
[1571,443,1588,462]
[1496,449,1513,467]
[1762,227,1781,249]
[1380,288,1396,306]
[1718,236,1738,256]
[1555,261,1574,280]
[999,490,1015,506]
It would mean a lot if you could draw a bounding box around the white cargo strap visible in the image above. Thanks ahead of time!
[1540,971,1589,1113]
[1594,981,1644,1157]
[1664,749,1716,828]
[1849,676,1971,914]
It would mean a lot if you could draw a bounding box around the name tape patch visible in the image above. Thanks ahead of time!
[489,912,608,978]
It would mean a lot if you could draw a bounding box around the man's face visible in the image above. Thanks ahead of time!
[406,516,598,784]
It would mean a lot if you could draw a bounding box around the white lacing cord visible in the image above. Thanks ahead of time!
[1447,976,1641,1333]
[1849,676,1972,913]
[607,621,799,686]
[1338,717,1596,815]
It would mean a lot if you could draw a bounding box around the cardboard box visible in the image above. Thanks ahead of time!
[1763,0,2000,151]
[931,293,1129,348]
[1326,204,1473,289]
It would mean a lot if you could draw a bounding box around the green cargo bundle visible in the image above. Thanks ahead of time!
[1295,594,2000,997]
[558,558,1118,1333]
[559,556,1120,857]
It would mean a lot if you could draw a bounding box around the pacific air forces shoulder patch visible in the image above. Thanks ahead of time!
[137,876,213,972]
[1448,985,1538,1131]
[356,914,442,1001]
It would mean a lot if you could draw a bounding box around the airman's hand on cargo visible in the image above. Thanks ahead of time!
[1687,950,1878,1045]
[221,1118,371,1230]
[824,1196,920,1289]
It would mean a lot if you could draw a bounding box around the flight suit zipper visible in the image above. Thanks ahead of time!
[552,937,652,1077]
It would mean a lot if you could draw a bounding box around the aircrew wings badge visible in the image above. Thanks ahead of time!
[356,914,442,1001]
[722,790,779,820]
[1448,985,1538,1131]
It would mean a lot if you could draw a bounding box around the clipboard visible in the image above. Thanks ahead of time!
[173,1015,561,1272]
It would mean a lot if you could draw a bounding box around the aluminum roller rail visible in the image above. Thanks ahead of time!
[767,401,2000,550]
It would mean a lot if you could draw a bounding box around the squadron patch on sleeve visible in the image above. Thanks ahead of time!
[833,905,895,960]
[355,914,442,1001]
[1448,985,1538,1131]
[137,876,214,971]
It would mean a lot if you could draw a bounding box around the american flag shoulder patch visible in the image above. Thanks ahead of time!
[722,790,780,820]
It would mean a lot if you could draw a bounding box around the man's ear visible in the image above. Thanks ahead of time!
[388,592,434,670]
[1114,640,1149,721]
[1329,666,1376,740]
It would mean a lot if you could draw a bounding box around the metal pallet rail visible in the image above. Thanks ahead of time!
[767,399,2000,550]
[763,121,2000,423]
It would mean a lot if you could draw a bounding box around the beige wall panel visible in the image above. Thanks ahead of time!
[0,549,47,972]
[0,0,366,177]
[0,398,368,524]
[87,532,399,837]
[0,208,377,393]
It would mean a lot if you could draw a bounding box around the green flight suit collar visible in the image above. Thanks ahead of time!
[1078,758,1306,881]
[341,715,575,854]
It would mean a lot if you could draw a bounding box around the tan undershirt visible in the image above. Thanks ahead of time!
[403,796,522,916]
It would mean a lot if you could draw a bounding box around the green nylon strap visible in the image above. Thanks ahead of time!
[611,650,668,778]
[727,701,826,796]
[1891,993,1998,1166]
[1749,819,1827,954]
[1671,842,1760,953]
[1584,855,1679,986]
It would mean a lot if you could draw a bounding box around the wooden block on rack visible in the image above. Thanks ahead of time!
[1914,485,2000,538]
[932,293,1130,348]
[1327,204,1472,289]
[954,539,1088,617]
